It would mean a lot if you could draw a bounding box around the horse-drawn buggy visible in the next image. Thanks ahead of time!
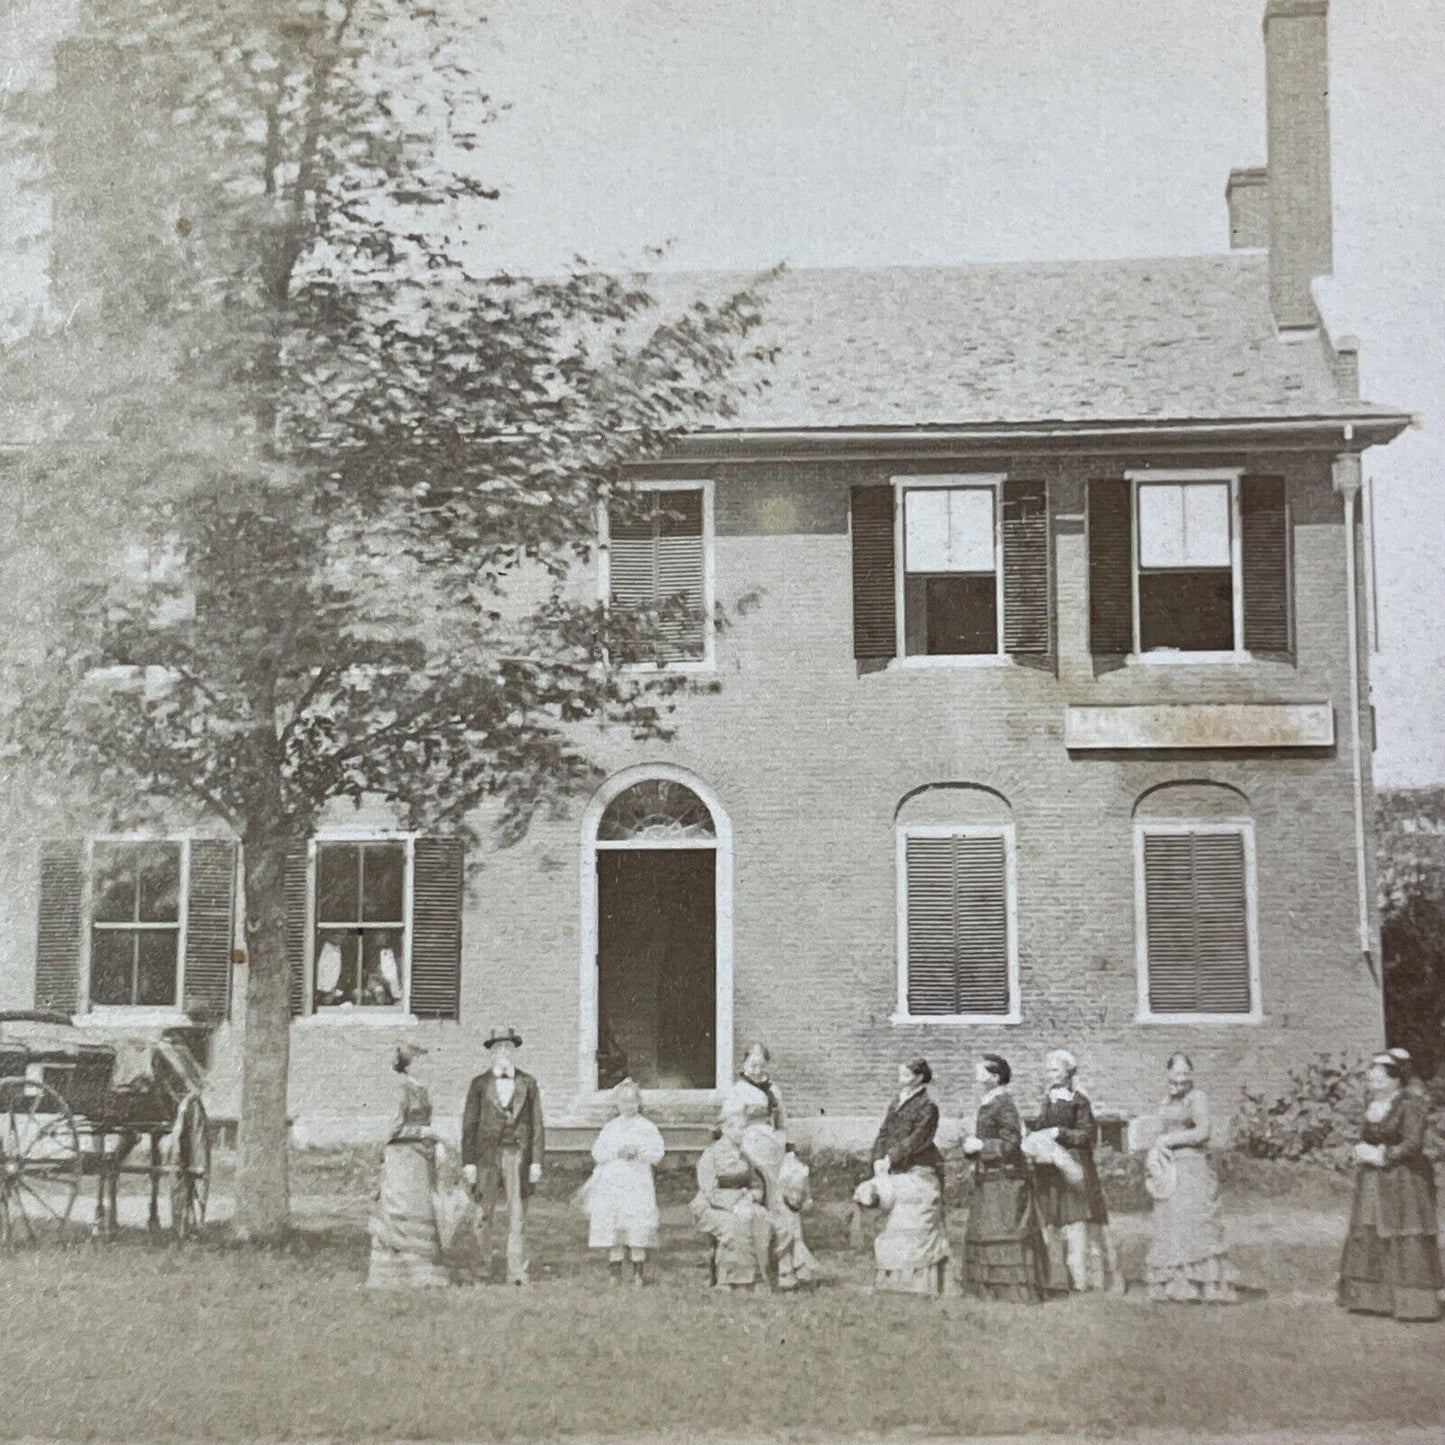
[0,1010,211,1244]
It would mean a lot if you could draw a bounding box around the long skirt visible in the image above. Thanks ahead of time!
[367,1139,449,1289]
[962,1171,1045,1302]
[692,1192,774,1287]
[1145,1149,1240,1303]
[1338,1169,1443,1322]
[742,1124,818,1288]
[874,1168,950,1296]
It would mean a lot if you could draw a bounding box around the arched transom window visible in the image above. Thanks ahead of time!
[597,778,717,844]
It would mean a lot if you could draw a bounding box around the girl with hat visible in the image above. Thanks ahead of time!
[1338,1050,1442,1321]
[961,1053,1046,1301]
[366,1043,450,1288]
[581,1079,666,1287]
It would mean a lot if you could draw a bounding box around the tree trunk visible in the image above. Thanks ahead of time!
[233,827,294,1242]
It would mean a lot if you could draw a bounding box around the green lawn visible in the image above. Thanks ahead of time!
[0,1169,1441,1441]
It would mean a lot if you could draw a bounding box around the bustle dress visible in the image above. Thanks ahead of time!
[366,1077,449,1289]
[962,1088,1045,1301]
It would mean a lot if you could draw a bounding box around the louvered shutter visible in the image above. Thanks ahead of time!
[851,485,896,661]
[1002,478,1051,667]
[36,840,84,1014]
[1143,832,1252,1015]
[410,836,464,1020]
[183,839,237,1021]
[905,834,1011,1016]
[1088,478,1133,660]
[285,843,310,1017]
[608,490,705,663]
[1241,475,1291,657]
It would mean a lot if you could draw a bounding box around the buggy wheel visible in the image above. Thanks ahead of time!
[168,1094,210,1240]
[0,1078,82,1247]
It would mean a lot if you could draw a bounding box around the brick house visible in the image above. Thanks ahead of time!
[1,0,1414,1148]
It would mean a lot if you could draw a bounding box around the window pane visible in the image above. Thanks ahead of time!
[360,843,406,923]
[91,844,138,924]
[90,931,135,1005]
[136,843,182,923]
[316,845,361,925]
[136,930,179,1007]
[905,489,993,573]
[1182,483,1231,567]
[315,929,360,1007]
[924,575,997,655]
[1138,570,1234,651]
[360,931,404,1007]
[1138,485,1185,568]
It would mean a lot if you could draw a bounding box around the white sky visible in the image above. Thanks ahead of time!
[4,0,1443,783]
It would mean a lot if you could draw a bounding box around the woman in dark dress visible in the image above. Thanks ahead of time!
[1338,1051,1442,1322]
[961,1053,1045,1301]
[1026,1049,1121,1294]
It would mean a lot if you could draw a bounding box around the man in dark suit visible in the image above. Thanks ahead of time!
[461,1026,545,1284]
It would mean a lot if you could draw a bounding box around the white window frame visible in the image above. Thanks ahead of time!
[1126,469,1247,663]
[78,834,191,1023]
[890,474,1009,668]
[597,477,716,674]
[300,829,417,1024]
[893,822,1021,1025]
[1133,818,1262,1024]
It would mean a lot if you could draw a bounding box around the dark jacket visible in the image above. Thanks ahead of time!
[871,1086,945,1185]
[461,1069,545,1197]
[1352,1092,1440,1238]
[1027,1089,1108,1226]
[973,1091,1028,1177]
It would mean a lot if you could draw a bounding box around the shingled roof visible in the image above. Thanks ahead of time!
[666,252,1400,433]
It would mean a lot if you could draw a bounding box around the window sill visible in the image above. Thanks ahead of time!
[1135,1012,1263,1025]
[890,1011,1021,1026]
[620,658,716,676]
[1126,651,1254,667]
[297,1010,420,1028]
[73,1009,191,1029]
[890,655,1013,671]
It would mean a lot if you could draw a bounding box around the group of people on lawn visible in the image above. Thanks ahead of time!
[366,1026,1442,1323]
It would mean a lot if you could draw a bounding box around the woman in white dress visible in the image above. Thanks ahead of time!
[582,1079,666,1286]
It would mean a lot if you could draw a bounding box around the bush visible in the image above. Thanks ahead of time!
[1231,1054,1365,1168]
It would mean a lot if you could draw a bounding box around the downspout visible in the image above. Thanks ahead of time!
[1333,453,1373,968]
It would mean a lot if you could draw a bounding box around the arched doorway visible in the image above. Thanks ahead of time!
[580,768,732,1095]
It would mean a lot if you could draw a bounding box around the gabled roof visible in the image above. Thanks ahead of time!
[666,252,1404,434]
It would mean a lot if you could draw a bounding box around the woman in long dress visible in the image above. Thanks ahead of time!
[961,1053,1045,1302]
[720,1042,818,1289]
[366,1043,450,1288]
[1338,1050,1442,1322]
[1026,1049,1121,1294]
[691,1103,774,1289]
[582,1078,666,1286]
[1142,1053,1240,1304]
[858,1058,949,1295]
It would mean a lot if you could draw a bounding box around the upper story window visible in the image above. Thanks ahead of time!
[603,481,714,670]
[313,839,410,1011]
[1135,477,1239,654]
[901,485,1000,657]
[89,841,184,1007]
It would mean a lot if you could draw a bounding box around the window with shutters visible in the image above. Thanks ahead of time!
[313,837,412,1013]
[895,825,1019,1022]
[1129,470,1245,658]
[87,839,187,1010]
[1134,822,1260,1021]
[897,480,1003,660]
[601,480,713,671]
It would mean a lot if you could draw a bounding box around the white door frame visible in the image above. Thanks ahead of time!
[578,764,734,1101]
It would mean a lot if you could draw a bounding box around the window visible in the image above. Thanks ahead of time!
[1135,824,1258,1020]
[603,482,713,668]
[896,826,1018,1020]
[313,839,410,1010]
[88,841,184,1007]
[1134,475,1239,654]
[899,483,1001,657]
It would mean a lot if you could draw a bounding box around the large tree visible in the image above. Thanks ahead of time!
[2,0,773,1239]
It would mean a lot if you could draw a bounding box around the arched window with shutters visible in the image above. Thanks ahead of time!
[894,785,1019,1023]
[1133,783,1261,1023]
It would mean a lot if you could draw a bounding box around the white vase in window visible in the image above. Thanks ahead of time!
[317,938,342,993]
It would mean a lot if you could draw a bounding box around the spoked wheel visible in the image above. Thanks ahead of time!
[168,1093,210,1240]
[0,1078,82,1247]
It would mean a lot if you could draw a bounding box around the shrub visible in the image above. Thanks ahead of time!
[1230,1054,1365,1168]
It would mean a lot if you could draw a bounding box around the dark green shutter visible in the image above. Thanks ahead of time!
[285,843,310,1017]
[1241,475,1291,657]
[1002,478,1051,667]
[1088,478,1133,661]
[1143,832,1252,1015]
[905,835,1010,1016]
[410,837,464,1020]
[36,840,84,1014]
[183,839,237,1021]
[851,485,896,661]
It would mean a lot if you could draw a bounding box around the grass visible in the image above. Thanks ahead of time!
[0,1161,1440,1441]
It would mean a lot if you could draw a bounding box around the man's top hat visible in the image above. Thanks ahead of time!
[484,1026,523,1049]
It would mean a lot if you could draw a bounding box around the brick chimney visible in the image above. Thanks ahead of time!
[1262,0,1334,330]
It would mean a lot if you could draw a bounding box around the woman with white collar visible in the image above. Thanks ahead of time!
[1026,1048,1120,1294]
[961,1053,1045,1301]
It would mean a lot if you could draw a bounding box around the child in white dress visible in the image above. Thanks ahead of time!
[582,1078,666,1286]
